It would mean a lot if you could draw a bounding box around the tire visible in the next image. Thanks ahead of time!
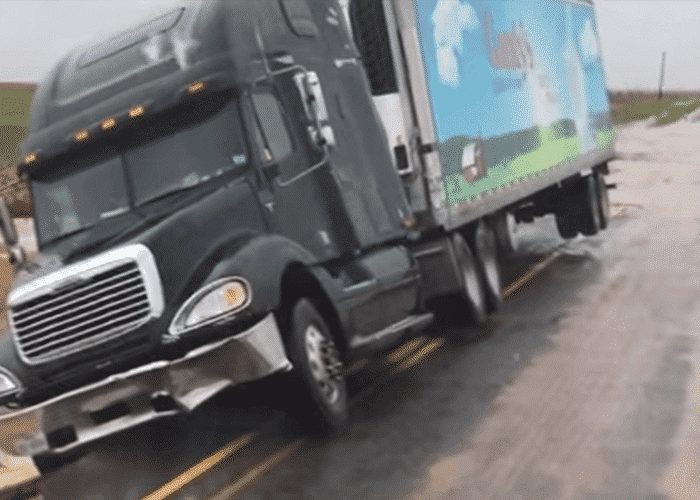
[434,233,488,327]
[492,211,518,256]
[555,175,601,238]
[579,175,602,236]
[283,299,348,433]
[471,220,503,312]
[555,206,580,239]
[595,171,611,230]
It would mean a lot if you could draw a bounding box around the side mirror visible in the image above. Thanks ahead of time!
[293,71,336,148]
[0,198,25,267]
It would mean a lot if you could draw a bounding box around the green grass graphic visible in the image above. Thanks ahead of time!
[443,125,585,205]
[596,128,615,149]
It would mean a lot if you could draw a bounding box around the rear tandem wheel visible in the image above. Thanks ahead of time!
[433,232,488,328]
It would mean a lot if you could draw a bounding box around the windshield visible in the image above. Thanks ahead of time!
[31,96,248,244]
[33,154,130,242]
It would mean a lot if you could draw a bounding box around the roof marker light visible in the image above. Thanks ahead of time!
[188,81,206,94]
[129,105,145,119]
[23,152,38,166]
[101,117,117,131]
[74,129,90,143]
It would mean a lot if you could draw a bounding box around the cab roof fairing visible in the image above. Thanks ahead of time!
[20,0,281,163]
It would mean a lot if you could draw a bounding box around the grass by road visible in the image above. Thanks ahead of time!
[611,92,700,126]
[0,84,34,166]
[0,257,12,329]
[0,85,32,129]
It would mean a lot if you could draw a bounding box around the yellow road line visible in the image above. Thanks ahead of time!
[502,251,561,299]
[209,441,303,500]
[147,239,591,499]
[144,336,431,499]
[386,336,428,365]
[207,335,442,499]
[611,202,643,209]
[141,433,254,500]
[344,336,429,377]
[395,337,446,373]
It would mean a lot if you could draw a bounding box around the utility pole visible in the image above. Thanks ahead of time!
[658,51,667,100]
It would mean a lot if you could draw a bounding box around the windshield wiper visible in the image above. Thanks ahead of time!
[56,186,201,250]
[63,181,225,261]
[46,224,96,245]
[139,183,204,207]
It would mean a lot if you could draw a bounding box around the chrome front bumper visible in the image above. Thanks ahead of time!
[0,314,291,457]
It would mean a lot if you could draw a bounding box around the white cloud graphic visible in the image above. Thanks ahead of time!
[432,0,480,87]
[580,19,600,63]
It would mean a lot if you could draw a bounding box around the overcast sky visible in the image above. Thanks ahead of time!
[0,0,698,91]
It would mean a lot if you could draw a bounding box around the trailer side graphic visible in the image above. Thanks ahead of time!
[413,0,614,206]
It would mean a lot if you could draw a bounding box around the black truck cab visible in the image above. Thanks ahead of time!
[0,0,435,457]
[0,0,616,461]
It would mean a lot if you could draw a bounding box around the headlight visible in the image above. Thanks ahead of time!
[169,277,251,335]
[0,368,20,400]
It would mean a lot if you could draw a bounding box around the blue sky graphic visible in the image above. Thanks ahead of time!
[414,0,611,143]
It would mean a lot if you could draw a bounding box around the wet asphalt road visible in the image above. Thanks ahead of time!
[33,121,700,499]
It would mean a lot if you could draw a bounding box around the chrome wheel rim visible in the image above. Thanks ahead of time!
[304,325,343,405]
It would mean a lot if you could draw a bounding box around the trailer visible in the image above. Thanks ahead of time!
[353,0,614,232]
[0,0,613,462]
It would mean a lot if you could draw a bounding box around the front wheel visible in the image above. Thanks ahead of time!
[283,299,348,433]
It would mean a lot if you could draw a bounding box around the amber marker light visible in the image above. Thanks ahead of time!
[403,215,418,229]
[23,152,38,166]
[222,281,248,309]
[188,81,206,94]
[74,129,90,142]
[101,117,117,131]
[129,105,145,118]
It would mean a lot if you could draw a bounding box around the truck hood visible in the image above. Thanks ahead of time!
[1,179,268,392]
[11,179,268,324]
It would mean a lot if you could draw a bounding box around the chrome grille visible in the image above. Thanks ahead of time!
[10,261,154,365]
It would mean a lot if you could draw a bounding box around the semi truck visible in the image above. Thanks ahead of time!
[0,0,614,460]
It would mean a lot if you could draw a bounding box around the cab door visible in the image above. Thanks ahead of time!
[247,87,356,262]
[246,88,419,341]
